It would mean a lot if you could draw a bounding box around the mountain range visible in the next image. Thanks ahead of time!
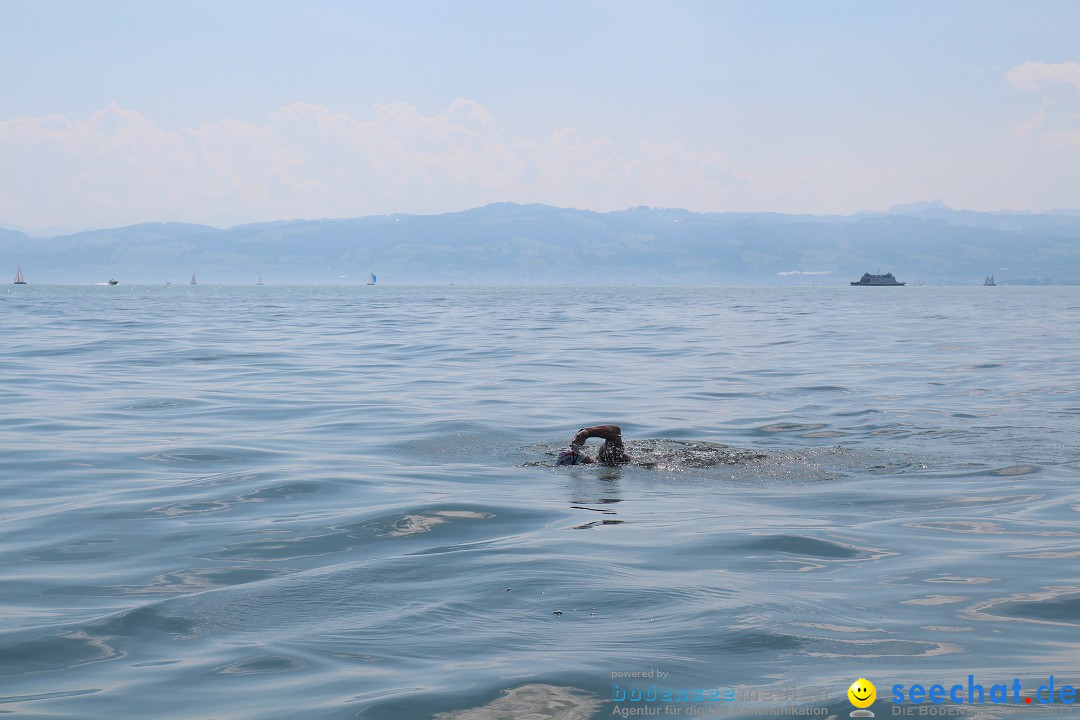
[3,202,1079,285]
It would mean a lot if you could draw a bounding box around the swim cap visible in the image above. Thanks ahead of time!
[556,447,586,465]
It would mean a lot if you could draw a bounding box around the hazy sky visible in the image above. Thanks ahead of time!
[2,0,1079,231]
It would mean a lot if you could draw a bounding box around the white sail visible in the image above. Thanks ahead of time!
[14,266,25,284]
[367,273,376,285]
[191,274,197,285]
[257,275,264,285]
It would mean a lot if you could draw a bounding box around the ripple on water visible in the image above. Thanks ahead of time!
[41,567,283,597]
[690,532,897,576]
[712,629,806,653]
[208,505,531,561]
[91,605,197,639]
[0,631,124,676]
[739,535,870,559]
[965,586,1080,626]
[137,446,289,471]
[757,423,828,433]
[899,595,968,606]
[148,481,327,518]
[800,637,961,659]
[141,450,238,464]
[903,520,1007,534]
[432,684,601,720]
[120,397,202,411]
[213,653,307,675]
[905,519,1075,537]
[734,534,893,574]
[382,510,493,537]
[991,464,1041,476]
[0,689,101,704]
[924,575,999,584]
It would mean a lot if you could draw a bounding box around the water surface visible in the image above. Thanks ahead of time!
[1,285,1078,718]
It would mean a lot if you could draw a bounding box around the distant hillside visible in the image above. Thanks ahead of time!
[2,204,1079,285]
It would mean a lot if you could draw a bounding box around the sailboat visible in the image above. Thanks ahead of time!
[257,275,264,286]
[14,266,26,284]
[367,273,376,286]
[190,274,198,285]
[984,274,996,286]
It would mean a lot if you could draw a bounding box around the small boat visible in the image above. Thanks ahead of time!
[190,274,198,285]
[257,275,264,286]
[14,266,26,284]
[850,272,905,286]
[107,279,119,285]
[984,274,996,286]
[367,273,376,286]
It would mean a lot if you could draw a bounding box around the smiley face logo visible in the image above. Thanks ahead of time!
[848,678,877,709]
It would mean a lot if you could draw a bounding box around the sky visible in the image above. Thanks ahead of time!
[1,0,1079,232]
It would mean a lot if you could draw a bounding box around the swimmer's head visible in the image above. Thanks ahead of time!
[556,446,587,465]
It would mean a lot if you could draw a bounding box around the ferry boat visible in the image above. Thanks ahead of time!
[850,272,905,286]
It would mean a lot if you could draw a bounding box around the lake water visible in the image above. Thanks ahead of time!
[2,285,1079,719]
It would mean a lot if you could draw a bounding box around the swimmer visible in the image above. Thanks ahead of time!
[556,425,633,465]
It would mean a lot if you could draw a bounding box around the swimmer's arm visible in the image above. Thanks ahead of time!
[571,425,623,446]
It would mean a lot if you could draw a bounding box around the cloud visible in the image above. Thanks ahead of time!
[0,100,911,229]
[1006,61,1080,94]
[1013,101,1049,137]
[1044,130,1080,148]
[1005,61,1080,152]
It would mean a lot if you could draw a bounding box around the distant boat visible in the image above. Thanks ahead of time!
[851,272,905,286]
[190,274,197,285]
[257,275,264,285]
[14,266,26,284]
[984,274,996,286]
[367,273,376,286]
[107,279,119,285]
